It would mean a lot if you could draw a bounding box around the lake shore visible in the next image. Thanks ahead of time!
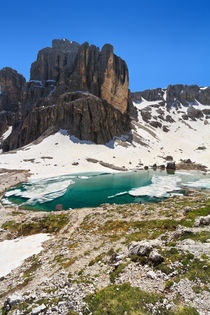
[0,189,209,314]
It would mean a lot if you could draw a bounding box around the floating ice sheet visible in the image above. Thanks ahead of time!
[129,175,182,198]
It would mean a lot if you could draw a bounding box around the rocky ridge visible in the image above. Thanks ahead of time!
[132,85,210,132]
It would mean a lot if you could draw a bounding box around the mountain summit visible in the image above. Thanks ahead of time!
[0,39,131,151]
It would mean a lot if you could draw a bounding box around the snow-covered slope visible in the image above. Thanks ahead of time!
[0,87,209,178]
[0,234,50,277]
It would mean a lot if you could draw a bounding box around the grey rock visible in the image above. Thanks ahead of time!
[166,162,176,170]
[128,239,161,256]
[147,270,157,279]
[149,250,164,264]
[194,215,210,227]
[32,304,46,315]
[7,293,22,307]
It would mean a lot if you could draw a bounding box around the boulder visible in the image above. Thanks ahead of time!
[149,250,164,264]
[4,293,22,312]
[128,239,161,256]
[166,162,176,170]
[194,215,210,227]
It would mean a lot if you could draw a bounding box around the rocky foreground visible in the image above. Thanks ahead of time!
[0,186,209,314]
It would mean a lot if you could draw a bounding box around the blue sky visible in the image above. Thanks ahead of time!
[0,0,209,91]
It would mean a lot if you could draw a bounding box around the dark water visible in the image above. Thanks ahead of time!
[2,170,210,211]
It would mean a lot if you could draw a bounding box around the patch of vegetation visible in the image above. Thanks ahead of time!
[130,254,149,266]
[88,253,106,266]
[53,254,76,268]
[2,220,19,233]
[180,199,210,227]
[23,255,41,279]
[175,306,199,315]
[88,248,115,267]
[178,231,210,243]
[109,263,129,283]
[2,213,69,235]
[10,300,34,314]
[62,257,76,268]
[84,283,161,314]
[184,258,210,283]
[83,283,199,315]
[156,247,210,283]
[165,280,174,289]
[11,211,24,216]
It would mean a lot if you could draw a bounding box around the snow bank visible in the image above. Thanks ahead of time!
[0,234,50,277]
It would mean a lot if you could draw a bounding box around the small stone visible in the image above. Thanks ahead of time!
[32,304,46,315]
[147,271,157,279]
[166,304,172,310]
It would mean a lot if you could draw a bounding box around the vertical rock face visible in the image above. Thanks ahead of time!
[0,67,26,112]
[99,44,128,113]
[3,92,130,151]
[30,39,80,82]
[30,39,129,113]
[0,68,25,137]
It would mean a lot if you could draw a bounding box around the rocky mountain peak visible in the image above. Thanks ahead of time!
[0,39,131,151]
[29,38,129,113]
[52,39,80,52]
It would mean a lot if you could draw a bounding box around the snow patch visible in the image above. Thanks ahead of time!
[0,234,50,277]
[1,126,12,141]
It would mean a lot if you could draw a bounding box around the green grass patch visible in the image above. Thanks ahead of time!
[84,283,161,314]
[178,231,210,243]
[2,213,69,235]
[109,263,129,283]
[84,283,199,315]
[88,253,106,266]
[23,256,41,278]
[156,247,210,283]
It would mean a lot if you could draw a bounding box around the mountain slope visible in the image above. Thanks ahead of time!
[0,84,209,178]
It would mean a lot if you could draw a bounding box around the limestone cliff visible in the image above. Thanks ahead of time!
[3,92,130,151]
[0,39,131,151]
[30,39,129,113]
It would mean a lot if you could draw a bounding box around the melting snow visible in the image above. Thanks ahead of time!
[1,126,12,140]
[0,234,50,277]
[5,178,74,205]
[129,175,182,198]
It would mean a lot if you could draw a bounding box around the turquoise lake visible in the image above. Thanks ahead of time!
[2,170,210,211]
